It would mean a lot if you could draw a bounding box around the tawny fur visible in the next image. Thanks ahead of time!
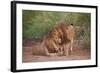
[59,23,75,56]
[41,23,75,56]
[41,26,62,56]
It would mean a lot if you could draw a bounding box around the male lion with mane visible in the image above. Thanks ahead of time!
[41,24,63,56]
[59,23,75,56]
[41,22,75,56]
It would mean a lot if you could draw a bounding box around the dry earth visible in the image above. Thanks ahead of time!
[22,39,90,63]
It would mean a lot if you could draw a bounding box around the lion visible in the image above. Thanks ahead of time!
[41,25,62,56]
[41,22,75,56]
[59,23,75,56]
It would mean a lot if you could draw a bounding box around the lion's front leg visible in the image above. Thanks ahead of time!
[63,43,70,56]
[70,38,73,54]
[57,45,64,56]
[44,47,50,56]
[44,46,58,56]
[52,43,62,56]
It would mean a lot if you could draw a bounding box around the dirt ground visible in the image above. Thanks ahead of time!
[22,39,91,63]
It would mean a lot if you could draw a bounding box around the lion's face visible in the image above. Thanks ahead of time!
[51,28,62,44]
[53,36,61,44]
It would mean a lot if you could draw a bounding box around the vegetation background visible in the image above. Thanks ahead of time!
[22,10,91,49]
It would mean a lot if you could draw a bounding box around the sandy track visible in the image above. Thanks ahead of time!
[22,40,90,63]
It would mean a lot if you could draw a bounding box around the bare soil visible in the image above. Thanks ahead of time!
[22,39,90,63]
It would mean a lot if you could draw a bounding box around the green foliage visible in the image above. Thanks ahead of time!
[23,10,91,49]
